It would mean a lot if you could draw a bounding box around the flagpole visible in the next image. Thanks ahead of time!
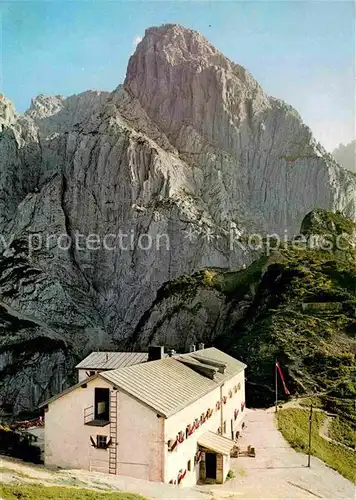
[275,359,278,413]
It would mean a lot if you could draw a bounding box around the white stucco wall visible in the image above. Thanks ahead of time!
[44,377,113,471]
[221,370,246,440]
[222,454,230,482]
[164,370,245,487]
[44,377,164,480]
[116,391,164,482]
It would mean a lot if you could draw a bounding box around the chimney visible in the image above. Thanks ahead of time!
[189,344,196,353]
[148,345,164,362]
[198,343,205,351]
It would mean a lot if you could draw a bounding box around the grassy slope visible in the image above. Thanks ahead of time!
[0,484,147,500]
[329,416,356,449]
[214,211,356,424]
[277,408,356,483]
[151,211,355,428]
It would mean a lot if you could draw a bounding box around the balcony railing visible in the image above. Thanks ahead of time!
[84,405,109,427]
[84,405,94,424]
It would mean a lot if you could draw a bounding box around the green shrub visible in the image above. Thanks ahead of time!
[226,469,236,480]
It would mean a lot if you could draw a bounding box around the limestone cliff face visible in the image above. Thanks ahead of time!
[125,25,356,233]
[0,24,355,412]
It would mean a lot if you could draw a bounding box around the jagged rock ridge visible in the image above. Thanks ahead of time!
[0,24,355,412]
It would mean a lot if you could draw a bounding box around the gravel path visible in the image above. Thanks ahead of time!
[197,408,354,499]
[319,415,332,442]
[318,416,354,452]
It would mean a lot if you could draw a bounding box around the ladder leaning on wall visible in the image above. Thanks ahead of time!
[109,390,118,474]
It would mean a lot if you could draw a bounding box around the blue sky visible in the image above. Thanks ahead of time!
[1,0,355,151]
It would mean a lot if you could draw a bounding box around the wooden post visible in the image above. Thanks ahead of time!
[307,404,313,467]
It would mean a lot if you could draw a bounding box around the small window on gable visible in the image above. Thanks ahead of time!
[223,421,226,434]
[187,460,191,471]
[89,370,96,376]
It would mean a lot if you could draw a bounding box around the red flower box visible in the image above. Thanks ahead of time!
[178,469,187,484]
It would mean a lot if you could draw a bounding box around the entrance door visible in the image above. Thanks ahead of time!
[205,453,217,479]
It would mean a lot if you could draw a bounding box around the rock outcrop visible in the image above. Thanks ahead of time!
[0,24,355,412]
[132,210,356,426]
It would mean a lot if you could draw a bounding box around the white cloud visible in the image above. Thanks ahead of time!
[132,36,142,49]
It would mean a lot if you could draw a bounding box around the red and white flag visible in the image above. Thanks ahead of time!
[276,361,290,395]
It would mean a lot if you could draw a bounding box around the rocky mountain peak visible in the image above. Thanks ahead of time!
[139,23,227,66]
[26,94,66,120]
[135,23,257,86]
[0,94,16,128]
[125,24,266,154]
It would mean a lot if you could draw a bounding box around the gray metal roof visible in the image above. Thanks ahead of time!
[198,431,234,456]
[176,347,247,382]
[75,351,148,370]
[100,348,246,418]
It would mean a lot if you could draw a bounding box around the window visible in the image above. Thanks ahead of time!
[96,435,107,449]
[223,421,226,434]
[94,388,110,421]
[178,431,185,443]
[187,460,191,471]
[89,370,96,376]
